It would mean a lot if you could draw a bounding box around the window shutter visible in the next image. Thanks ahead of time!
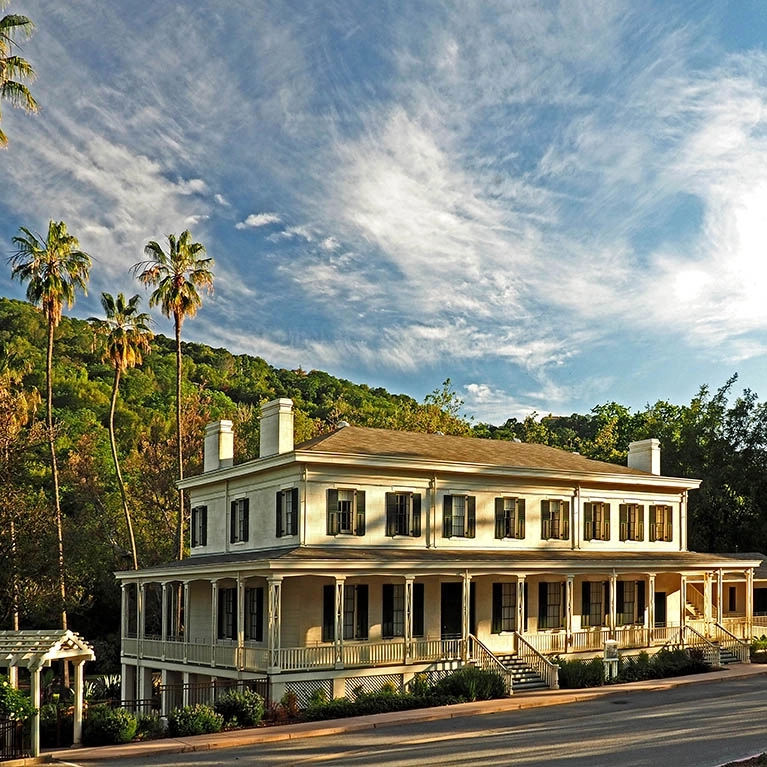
[581,581,591,626]
[518,502,526,538]
[649,506,657,542]
[637,581,646,623]
[201,507,208,546]
[382,584,394,638]
[322,584,334,642]
[617,580,625,621]
[356,585,369,639]
[492,583,503,633]
[541,500,551,539]
[665,509,672,542]
[604,506,611,540]
[291,488,299,534]
[619,504,627,541]
[603,581,610,624]
[562,501,570,539]
[413,583,425,637]
[275,492,283,538]
[637,506,644,540]
[412,494,422,536]
[466,497,476,538]
[191,507,199,547]
[242,499,250,542]
[494,498,504,539]
[538,582,548,625]
[327,489,339,535]
[230,501,237,543]
[385,493,395,536]
[217,591,225,639]
[255,587,264,642]
[355,490,366,536]
[443,496,453,538]
[584,503,593,540]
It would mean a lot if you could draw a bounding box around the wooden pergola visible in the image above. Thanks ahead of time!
[0,630,95,757]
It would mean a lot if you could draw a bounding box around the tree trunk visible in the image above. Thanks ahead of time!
[109,367,138,570]
[175,314,185,561]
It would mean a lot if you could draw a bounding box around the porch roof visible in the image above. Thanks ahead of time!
[0,629,95,670]
[115,545,763,581]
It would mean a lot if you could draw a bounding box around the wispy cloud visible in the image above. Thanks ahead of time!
[235,212,282,230]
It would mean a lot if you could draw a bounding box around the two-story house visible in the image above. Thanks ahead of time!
[117,398,762,708]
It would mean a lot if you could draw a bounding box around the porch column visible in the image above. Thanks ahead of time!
[182,670,190,707]
[72,659,85,746]
[334,577,345,668]
[680,574,687,630]
[404,576,414,664]
[517,576,526,635]
[210,580,219,666]
[30,666,41,757]
[680,491,688,552]
[136,581,144,646]
[609,572,617,638]
[746,568,754,638]
[237,573,245,669]
[717,569,724,625]
[183,581,190,662]
[461,571,471,661]
[648,574,656,643]
[703,572,713,629]
[120,582,128,640]
[161,582,168,642]
[565,575,574,647]
[267,576,283,673]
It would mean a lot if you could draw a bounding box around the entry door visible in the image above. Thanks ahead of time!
[654,591,667,627]
[441,582,475,639]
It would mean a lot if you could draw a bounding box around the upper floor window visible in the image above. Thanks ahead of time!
[230,498,249,544]
[443,495,476,538]
[541,499,570,540]
[649,505,673,542]
[276,488,299,538]
[385,492,421,537]
[327,489,366,536]
[495,497,525,539]
[191,505,207,547]
[619,504,644,542]
[583,502,610,541]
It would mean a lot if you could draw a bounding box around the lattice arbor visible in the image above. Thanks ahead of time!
[0,630,95,756]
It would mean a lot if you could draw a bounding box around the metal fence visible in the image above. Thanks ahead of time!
[0,719,26,762]
[159,677,269,712]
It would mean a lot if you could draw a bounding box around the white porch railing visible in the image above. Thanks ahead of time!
[708,623,751,663]
[521,632,567,654]
[615,625,650,649]
[514,632,559,689]
[412,637,462,662]
[569,628,609,652]
[278,644,336,671]
[651,625,682,645]
[681,625,720,666]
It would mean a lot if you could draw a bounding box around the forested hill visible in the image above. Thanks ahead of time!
[2,295,767,667]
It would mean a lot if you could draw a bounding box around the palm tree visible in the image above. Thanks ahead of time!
[133,230,213,560]
[8,220,91,631]
[0,4,38,146]
[91,293,153,571]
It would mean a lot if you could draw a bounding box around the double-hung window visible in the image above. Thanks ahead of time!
[649,505,673,542]
[443,495,476,538]
[322,584,369,641]
[245,587,264,642]
[617,580,645,624]
[541,499,570,540]
[276,488,299,538]
[326,489,366,536]
[191,505,207,547]
[581,581,606,628]
[385,492,421,537]
[491,583,517,633]
[230,498,249,544]
[619,504,644,542]
[538,582,563,630]
[217,587,236,640]
[583,502,610,541]
[495,497,525,539]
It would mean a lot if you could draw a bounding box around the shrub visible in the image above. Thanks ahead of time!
[0,676,36,721]
[168,704,223,736]
[555,657,605,688]
[617,652,653,682]
[83,705,137,746]
[407,673,430,698]
[135,713,165,740]
[213,689,265,728]
[431,666,507,701]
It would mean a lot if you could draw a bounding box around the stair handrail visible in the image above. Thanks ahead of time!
[658,626,684,652]
[686,582,706,617]
[681,624,720,666]
[710,622,751,664]
[514,632,559,690]
[468,635,514,695]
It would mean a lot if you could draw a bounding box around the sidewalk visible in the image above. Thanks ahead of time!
[45,663,767,765]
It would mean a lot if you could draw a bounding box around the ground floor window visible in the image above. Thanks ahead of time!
[218,587,236,640]
[383,583,425,638]
[245,587,263,642]
[538,581,563,629]
[581,581,606,628]
[617,580,645,625]
[492,582,516,633]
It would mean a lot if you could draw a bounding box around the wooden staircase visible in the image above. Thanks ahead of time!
[494,653,550,692]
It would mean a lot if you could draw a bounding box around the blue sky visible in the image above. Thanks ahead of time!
[3,0,767,423]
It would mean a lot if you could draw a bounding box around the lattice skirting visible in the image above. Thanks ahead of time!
[346,673,404,698]
[283,679,333,708]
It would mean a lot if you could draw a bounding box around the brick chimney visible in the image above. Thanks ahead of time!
[627,439,661,475]
[259,398,294,457]
[204,420,234,472]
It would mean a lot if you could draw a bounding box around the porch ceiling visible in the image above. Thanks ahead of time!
[114,545,764,581]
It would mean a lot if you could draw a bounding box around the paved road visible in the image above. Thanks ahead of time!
[55,676,767,767]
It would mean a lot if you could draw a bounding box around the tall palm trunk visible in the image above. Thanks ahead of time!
[46,320,67,631]
[174,313,185,561]
[109,366,138,570]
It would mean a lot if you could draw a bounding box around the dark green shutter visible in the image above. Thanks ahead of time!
[562,501,570,539]
[413,583,425,637]
[230,501,237,543]
[355,490,366,535]
[638,506,644,540]
[518,500,525,538]
[242,499,249,542]
[581,581,591,626]
[637,581,646,624]
[443,496,453,538]
[322,585,334,642]
[603,581,610,624]
[256,587,264,642]
[584,503,592,540]
[202,507,208,546]
[412,494,421,536]
[382,584,394,638]
[327,489,339,535]
[356,585,369,639]
[649,506,657,542]
[604,505,611,539]
[538,582,548,626]
[291,488,299,534]
[492,583,503,633]
[385,493,395,536]
[466,497,476,538]
[617,580,625,622]
[541,500,551,539]
[275,492,283,537]
[619,504,627,541]
[495,498,504,538]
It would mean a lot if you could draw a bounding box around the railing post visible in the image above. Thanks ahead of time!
[404,576,414,665]
[334,577,345,669]
[267,576,283,673]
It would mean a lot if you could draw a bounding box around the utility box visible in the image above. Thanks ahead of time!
[603,640,619,680]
